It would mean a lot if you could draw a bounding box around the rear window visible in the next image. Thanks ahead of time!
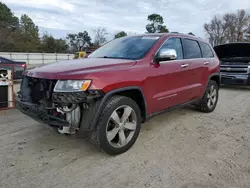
[200,42,214,58]
[182,39,201,59]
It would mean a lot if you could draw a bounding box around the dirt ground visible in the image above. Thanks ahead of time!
[1,86,250,188]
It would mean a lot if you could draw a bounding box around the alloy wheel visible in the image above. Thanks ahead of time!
[207,85,217,109]
[106,105,137,148]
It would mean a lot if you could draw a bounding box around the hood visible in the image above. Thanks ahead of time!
[25,58,136,79]
[214,43,250,59]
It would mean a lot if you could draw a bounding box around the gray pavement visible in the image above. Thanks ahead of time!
[0,87,250,188]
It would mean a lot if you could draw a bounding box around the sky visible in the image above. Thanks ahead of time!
[2,0,250,41]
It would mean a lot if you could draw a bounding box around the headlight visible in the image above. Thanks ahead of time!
[54,80,91,92]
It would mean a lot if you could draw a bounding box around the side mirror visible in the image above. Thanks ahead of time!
[155,48,177,63]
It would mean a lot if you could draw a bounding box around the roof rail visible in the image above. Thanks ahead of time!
[170,32,179,34]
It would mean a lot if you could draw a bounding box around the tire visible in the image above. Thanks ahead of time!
[89,95,141,155]
[196,80,219,113]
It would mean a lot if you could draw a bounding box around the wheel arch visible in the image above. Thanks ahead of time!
[90,86,147,131]
[209,73,220,88]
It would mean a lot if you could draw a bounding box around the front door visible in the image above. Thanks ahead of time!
[149,37,193,113]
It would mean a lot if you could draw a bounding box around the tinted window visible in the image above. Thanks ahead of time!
[89,36,159,60]
[158,38,183,59]
[182,39,201,59]
[200,42,214,58]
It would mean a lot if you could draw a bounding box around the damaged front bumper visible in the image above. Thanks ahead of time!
[15,97,70,127]
[15,76,105,132]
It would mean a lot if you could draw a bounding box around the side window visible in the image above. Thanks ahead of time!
[182,39,201,59]
[199,42,214,58]
[158,38,183,60]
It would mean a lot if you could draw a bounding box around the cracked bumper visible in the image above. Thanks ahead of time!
[15,97,69,127]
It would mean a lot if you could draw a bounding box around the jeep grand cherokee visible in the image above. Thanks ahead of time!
[16,33,220,155]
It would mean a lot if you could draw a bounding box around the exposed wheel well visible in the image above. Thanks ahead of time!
[113,89,147,122]
[210,75,220,88]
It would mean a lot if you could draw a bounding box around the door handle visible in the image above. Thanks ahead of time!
[181,64,189,68]
[204,61,209,65]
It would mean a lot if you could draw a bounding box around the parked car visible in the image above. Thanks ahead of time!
[0,56,26,80]
[16,33,220,155]
[214,42,250,86]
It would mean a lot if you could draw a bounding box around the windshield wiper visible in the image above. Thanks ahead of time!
[98,56,133,60]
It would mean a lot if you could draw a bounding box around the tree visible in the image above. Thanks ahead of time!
[20,14,39,39]
[233,9,250,41]
[204,16,227,46]
[0,2,19,29]
[0,2,71,52]
[114,31,127,39]
[67,31,92,52]
[0,2,19,51]
[204,9,250,46]
[18,14,40,52]
[93,27,108,46]
[146,14,169,33]
[246,27,250,41]
[40,34,69,53]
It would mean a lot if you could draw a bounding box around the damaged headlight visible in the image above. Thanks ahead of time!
[54,80,91,92]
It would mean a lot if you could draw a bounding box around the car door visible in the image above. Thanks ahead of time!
[181,38,204,99]
[198,42,216,94]
[149,37,193,113]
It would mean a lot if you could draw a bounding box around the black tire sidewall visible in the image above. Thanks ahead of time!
[98,96,141,155]
[203,80,219,112]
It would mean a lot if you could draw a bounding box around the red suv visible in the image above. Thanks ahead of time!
[16,33,220,155]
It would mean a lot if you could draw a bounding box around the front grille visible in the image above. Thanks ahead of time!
[220,65,250,74]
[20,76,57,104]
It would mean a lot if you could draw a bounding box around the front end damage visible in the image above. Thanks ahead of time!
[16,76,103,134]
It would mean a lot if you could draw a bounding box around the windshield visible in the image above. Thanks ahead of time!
[88,36,160,60]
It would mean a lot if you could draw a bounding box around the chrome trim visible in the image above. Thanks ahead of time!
[157,49,177,61]
[181,64,189,68]
[220,66,249,74]
[247,65,250,74]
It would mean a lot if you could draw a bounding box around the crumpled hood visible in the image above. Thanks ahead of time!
[214,43,250,59]
[25,58,136,79]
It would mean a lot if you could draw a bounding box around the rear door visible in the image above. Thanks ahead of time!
[181,38,204,99]
[149,37,193,113]
[199,41,215,91]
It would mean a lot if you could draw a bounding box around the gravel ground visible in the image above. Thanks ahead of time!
[1,86,250,188]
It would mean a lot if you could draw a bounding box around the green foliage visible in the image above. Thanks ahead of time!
[146,14,169,33]
[0,2,19,29]
[20,14,39,39]
[114,31,127,39]
[0,2,20,51]
[40,34,69,53]
[0,2,70,52]
[67,31,92,52]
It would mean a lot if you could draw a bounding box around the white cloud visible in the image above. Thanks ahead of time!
[4,0,75,12]
[2,0,250,40]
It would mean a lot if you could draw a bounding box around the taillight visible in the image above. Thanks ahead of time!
[18,64,26,68]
